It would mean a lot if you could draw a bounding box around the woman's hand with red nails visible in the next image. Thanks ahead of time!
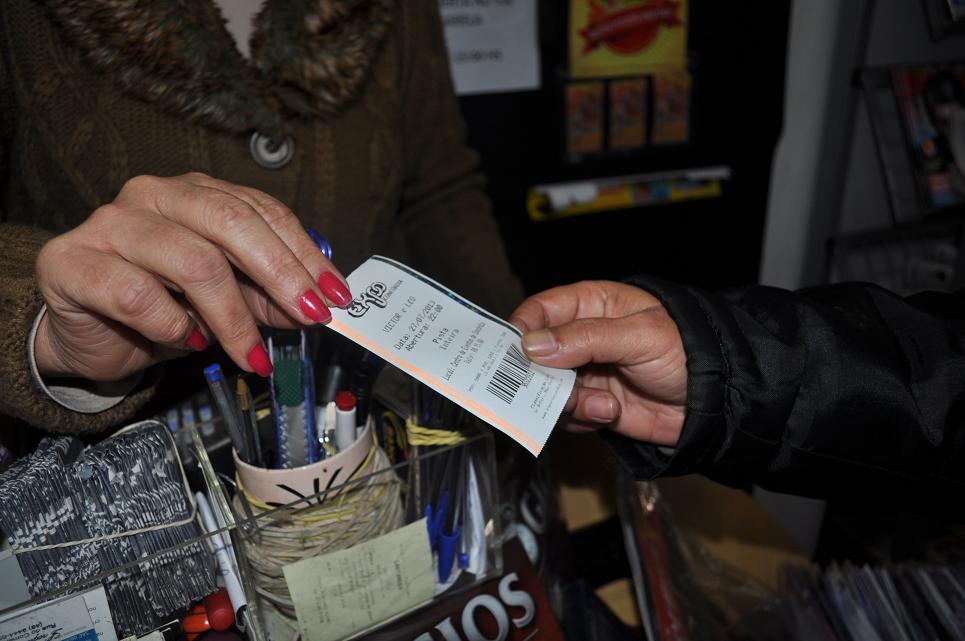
[34,173,352,382]
[510,281,687,447]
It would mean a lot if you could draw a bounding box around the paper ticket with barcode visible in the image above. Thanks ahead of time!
[326,256,576,455]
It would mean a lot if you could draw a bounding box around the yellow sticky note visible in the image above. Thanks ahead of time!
[283,519,434,641]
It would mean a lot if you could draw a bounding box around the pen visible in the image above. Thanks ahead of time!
[350,360,371,427]
[350,351,384,427]
[455,448,469,570]
[237,377,263,468]
[422,388,434,426]
[269,332,318,467]
[204,364,248,462]
[412,379,422,426]
[195,492,248,631]
[302,357,321,462]
[319,350,346,405]
[305,227,332,260]
[334,391,357,452]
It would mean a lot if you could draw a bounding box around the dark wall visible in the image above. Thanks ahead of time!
[458,1,792,294]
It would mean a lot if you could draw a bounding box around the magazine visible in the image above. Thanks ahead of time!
[892,63,965,211]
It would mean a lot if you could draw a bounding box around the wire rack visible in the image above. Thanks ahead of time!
[828,213,964,295]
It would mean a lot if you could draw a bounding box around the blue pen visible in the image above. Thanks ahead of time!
[302,356,321,462]
[426,485,463,583]
[426,490,448,551]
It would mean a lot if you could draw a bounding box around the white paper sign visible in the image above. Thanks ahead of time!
[439,0,541,95]
[0,587,116,641]
[327,256,575,456]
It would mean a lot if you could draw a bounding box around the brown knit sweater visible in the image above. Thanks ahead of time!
[0,0,523,435]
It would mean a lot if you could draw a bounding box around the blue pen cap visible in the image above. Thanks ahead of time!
[438,529,460,583]
[306,228,333,260]
[203,363,223,382]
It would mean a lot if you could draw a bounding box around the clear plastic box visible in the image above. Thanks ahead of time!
[0,415,502,641]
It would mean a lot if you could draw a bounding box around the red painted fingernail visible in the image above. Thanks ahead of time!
[247,343,273,377]
[185,328,208,351]
[318,272,352,307]
[299,290,332,324]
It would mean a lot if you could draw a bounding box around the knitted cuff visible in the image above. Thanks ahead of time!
[0,224,156,433]
[28,305,143,413]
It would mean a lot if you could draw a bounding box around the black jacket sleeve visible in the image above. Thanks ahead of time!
[603,276,965,499]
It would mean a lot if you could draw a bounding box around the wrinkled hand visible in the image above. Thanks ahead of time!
[34,173,352,382]
[510,281,687,447]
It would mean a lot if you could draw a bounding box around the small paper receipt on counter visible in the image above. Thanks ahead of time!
[283,518,434,641]
[327,256,576,455]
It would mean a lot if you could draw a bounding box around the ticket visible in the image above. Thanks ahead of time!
[327,256,575,455]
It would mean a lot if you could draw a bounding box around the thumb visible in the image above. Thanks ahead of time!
[520,309,672,370]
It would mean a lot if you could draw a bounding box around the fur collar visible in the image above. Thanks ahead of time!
[42,0,396,134]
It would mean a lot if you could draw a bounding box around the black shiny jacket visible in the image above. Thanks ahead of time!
[605,277,965,500]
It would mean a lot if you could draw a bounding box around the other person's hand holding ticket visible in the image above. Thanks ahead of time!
[512,277,965,496]
[510,281,687,447]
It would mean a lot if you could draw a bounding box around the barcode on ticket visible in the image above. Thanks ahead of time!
[486,343,533,404]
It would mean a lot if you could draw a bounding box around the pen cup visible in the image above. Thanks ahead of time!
[234,423,374,506]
